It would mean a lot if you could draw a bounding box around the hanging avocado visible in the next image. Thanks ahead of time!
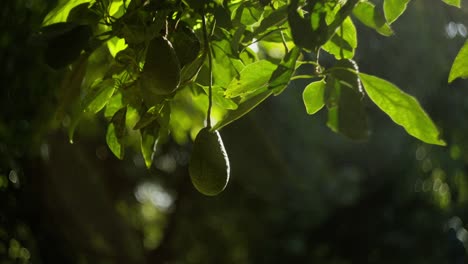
[140,36,181,95]
[189,128,230,196]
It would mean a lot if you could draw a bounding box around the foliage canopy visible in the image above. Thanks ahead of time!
[39,0,465,194]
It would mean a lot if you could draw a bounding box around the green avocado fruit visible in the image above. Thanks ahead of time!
[140,36,181,95]
[189,128,230,196]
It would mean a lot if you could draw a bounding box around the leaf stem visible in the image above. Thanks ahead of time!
[291,74,320,80]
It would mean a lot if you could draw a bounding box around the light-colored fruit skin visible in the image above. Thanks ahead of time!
[189,128,230,196]
[140,36,181,95]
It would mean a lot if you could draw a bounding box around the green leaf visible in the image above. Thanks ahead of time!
[214,4,233,29]
[157,102,171,130]
[225,60,277,98]
[211,40,245,88]
[449,40,468,83]
[268,47,301,95]
[106,106,127,159]
[288,0,334,50]
[442,0,461,7]
[288,0,317,50]
[240,47,258,65]
[139,80,166,109]
[59,56,88,143]
[107,124,123,160]
[180,53,206,85]
[330,59,362,94]
[249,6,288,41]
[140,122,159,168]
[359,73,445,146]
[107,37,128,58]
[383,0,410,24]
[322,17,357,59]
[67,3,100,25]
[326,77,369,140]
[108,0,123,16]
[303,80,326,115]
[58,55,88,122]
[43,0,92,26]
[105,92,123,118]
[82,79,116,113]
[212,90,273,131]
[199,85,238,110]
[231,25,246,56]
[239,4,263,26]
[353,1,393,36]
[133,103,165,130]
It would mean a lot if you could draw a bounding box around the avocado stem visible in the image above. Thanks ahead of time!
[202,12,213,129]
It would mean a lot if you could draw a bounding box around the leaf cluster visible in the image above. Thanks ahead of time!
[39,0,462,193]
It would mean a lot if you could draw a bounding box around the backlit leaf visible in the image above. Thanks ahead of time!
[269,47,301,95]
[211,40,245,88]
[359,73,445,146]
[303,80,326,115]
[212,90,273,131]
[43,0,92,26]
[449,40,468,83]
[225,60,277,98]
[105,92,123,118]
[106,106,127,159]
[133,104,165,130]
[250,5,288,41]
[322,17,357,59]
[383,0,410,24]
[353,1,393,36]
[107,37,128,58]
[82,79,116,113]
[442,0,461,7]
[199,85,238,110]
[107,124,123,159]
[140,122,159,168]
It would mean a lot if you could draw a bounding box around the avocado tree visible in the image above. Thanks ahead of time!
[37,0,463,196]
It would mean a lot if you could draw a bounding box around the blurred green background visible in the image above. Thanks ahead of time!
[2,0,468,263]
